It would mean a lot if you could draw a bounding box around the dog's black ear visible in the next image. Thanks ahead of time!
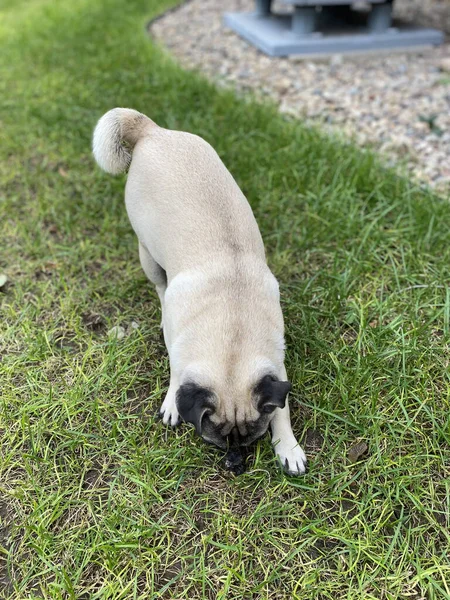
[176,383,213,434]
[255,375,291,414]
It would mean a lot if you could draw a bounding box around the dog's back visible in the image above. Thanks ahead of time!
[93,108,265,281]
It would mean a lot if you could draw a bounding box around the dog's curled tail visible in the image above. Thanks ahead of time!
[92,108,153,175]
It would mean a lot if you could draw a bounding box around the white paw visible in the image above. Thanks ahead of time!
[274,441,307,476]
[159,390,180,427]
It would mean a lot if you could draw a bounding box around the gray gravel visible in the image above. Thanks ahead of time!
[150,0,450,191]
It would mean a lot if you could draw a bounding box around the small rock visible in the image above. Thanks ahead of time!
[108,325,125,340]
[0,274,8,288]
[130,321,139,330]
[330,54,343,66]
[439,58,450,73]
[274,77,291,94]
[348,441,369,463]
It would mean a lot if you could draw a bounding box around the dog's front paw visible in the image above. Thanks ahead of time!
[159,391,180,427]
[275,441,307,476]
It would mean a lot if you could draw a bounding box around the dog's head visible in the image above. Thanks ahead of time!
[176,374,291,450]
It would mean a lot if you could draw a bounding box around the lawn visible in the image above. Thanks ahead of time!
[1,0,450,598]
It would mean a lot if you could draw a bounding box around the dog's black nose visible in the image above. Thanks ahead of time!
[228,426,241,448]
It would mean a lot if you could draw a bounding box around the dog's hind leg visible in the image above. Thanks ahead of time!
[138,247,179,426]
[138,243,167,327]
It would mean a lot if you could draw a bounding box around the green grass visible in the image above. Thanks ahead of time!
[1,0,450,598]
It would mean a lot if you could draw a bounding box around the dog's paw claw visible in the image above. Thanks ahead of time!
[159,394,180,427]
[275,443,307,476]
[160,407,180,427]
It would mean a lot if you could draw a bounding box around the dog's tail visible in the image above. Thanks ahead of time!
[92,108,154,175]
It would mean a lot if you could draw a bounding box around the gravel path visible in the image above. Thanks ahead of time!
[150,0,450,191]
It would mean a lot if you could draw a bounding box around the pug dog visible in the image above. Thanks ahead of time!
[93,108,307,475]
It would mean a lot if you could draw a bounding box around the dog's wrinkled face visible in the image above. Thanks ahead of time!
[176,375,291,450]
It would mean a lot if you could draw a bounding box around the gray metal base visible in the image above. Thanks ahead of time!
[224,12,444,57]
